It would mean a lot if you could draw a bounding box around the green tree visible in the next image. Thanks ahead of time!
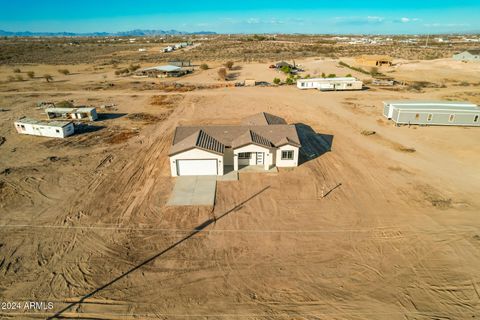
[200,63,209,70]
[285,77,295,85]
[280,65,291,74]
[273,77,281,85]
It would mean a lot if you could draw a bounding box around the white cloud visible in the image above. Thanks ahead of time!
[399,17,419,23]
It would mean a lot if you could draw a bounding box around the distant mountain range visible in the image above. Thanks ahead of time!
[0,29,217,37]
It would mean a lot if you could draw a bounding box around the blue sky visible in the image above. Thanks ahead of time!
[0,0,479,34]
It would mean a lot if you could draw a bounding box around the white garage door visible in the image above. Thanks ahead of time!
[177,159,218,176]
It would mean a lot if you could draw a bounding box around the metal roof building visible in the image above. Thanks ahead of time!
[383,101,480,126]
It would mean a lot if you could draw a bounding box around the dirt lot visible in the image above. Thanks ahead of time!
[0,49,480,319]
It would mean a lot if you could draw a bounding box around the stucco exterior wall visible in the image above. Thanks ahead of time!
[170,148,224,177]
[275,145,299,167]
[234,144,273,170]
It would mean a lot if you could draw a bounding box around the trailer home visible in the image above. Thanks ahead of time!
[14,118,74,138]
[383,101,480,126]
[45,107,98,121]
[297,77,363,91]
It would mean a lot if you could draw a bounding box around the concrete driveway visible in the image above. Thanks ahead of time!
[167,176,217,206]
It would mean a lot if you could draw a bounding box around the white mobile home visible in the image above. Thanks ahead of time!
[45,107,98,121]
[297,77,363,91]
[383,101,480,126]
[15,118,74,138]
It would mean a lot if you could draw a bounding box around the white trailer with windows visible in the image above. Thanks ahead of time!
[14,118,74,138]
[297,77,363,91]
[383,101,480,126]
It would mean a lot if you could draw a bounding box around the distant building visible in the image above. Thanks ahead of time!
[45,107,98,121]
[162,46,174,53]
[297,77,363,91]
[383,101,480,126]
[453,49,480,61]
[15,118,74,138]
[355,55,393,67]
[135,65,190,78]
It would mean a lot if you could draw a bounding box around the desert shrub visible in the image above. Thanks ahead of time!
[200,63,209,70]
[285,77,295,85]
[15,75,24,81]
[13,68,21,73]
[345,73,352,77]
[115,68,130,76]
[27,71,35,79]
[57,69,70,75]
[217,67,227,80]
[459,81,470,86]
[273,77,281,85]
[43,74,53,82]
[327,73,336,78]
[224,61,234,70]
[7,75,15,82]
[56,100,74,108]
[128,64,141,72]
[370,67,379,76]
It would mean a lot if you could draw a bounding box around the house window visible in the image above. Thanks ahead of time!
[449,114,455,122]
[56,129,60,133]
[238,152,251,159]
[281,150,294,160]
[415,113,420,120]
[427,114,433,121]
[347,83,352,87]
[474,115,479,122]
[20,125,25,129]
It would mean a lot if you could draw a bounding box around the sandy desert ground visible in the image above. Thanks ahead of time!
[0,52,480,320]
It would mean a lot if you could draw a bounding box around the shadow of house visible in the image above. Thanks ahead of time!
[73,123,105,135]
[97,113,127,121]
[47,186,270,319]
[295,123,334,165]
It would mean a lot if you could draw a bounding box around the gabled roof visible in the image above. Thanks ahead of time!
[275,137,301,147]
[169,129,225,156]
[242,112,287,126]
[232,130,273,148]
[170,113,301,156]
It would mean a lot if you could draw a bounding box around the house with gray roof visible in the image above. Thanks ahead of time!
[453,49,480,61]
[169,112,301,176]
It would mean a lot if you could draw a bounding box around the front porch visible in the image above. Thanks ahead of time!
[224,165,278,174]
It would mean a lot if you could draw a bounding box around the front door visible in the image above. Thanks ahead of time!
[256,152,264,165]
